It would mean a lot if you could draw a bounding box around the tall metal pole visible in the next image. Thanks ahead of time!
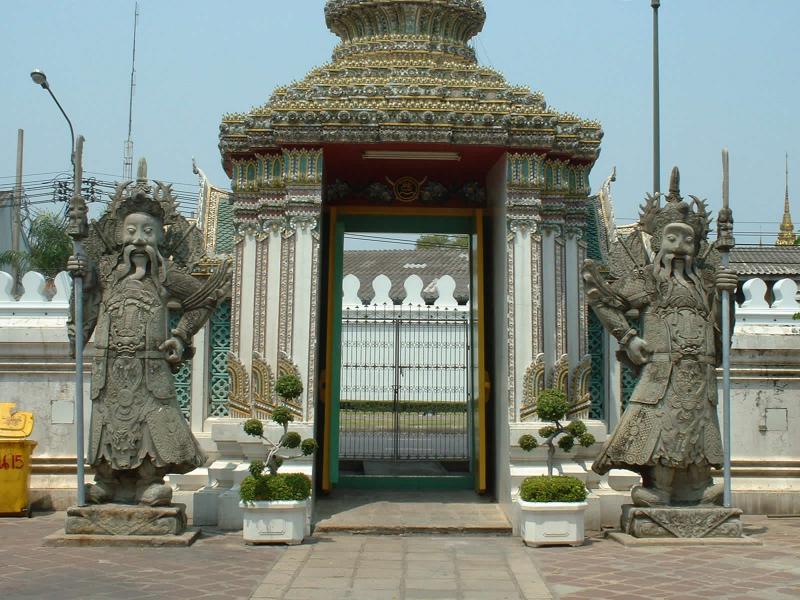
[718,149,735,508]
[652,0,661,195]
[123,2,139,180]
[31,70,88,506]
[13,130,23,256]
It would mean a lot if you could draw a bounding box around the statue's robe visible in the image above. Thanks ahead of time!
[74,256,209,473]
[590,265,724,475]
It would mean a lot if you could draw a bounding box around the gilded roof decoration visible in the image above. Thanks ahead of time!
[219,0,602,172]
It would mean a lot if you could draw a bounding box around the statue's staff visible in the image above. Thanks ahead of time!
[68,136,88,507]
[718,148,735,508]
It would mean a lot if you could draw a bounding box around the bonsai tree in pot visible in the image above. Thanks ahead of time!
[239,374,317,545]
[516,388,595,546]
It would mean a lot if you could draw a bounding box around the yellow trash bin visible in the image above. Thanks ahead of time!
[0,403,37,517]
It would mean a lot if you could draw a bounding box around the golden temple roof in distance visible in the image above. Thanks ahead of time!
[219,0,602,173]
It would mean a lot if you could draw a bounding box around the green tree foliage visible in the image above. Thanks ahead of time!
[0,212,72,279]
[415,234,469,250]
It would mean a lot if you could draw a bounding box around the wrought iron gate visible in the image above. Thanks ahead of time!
[338,304,471,462]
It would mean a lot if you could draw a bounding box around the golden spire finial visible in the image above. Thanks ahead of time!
[777,153,795,245]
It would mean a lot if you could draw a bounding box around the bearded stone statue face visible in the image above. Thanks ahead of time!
[122,213,163,249]
[660,223,697,258]
[119,212,165,281]
[653,222,706,303]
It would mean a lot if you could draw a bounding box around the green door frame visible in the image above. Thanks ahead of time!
[323,208,484,490]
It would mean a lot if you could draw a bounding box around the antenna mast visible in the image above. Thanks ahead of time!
[122,2,139,180]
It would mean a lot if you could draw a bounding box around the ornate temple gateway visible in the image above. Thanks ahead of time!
[206,0,605,505]
[2,0,797,537]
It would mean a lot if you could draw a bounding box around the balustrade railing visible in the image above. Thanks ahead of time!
[0,271,71,318]
[737,277,800,326]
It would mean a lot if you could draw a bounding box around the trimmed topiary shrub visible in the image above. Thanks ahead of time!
[239,472,312,502]
[519,475,587,503]
[516,388,594,503]
[241,373,316,501]
[275,374,303,403]
[517,388,595,476]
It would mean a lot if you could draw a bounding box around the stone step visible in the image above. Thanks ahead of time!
[313,489,512,535]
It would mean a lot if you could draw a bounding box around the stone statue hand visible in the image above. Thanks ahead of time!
[625,336,652,365]
[66,254,90,279]
[715,267,738,293]
[159,336,185,367]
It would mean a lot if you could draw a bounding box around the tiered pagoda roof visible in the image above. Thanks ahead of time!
[219,0,603,174]
[777,154,795,245]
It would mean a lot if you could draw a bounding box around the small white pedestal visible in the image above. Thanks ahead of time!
[240,500,308,545]
[518,500,587,547]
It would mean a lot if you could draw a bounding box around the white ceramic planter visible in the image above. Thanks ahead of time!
[518,499,587,547]
[240,499,308,545]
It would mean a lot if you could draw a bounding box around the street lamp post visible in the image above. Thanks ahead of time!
[652,0,661,195]
[31,69,88,507]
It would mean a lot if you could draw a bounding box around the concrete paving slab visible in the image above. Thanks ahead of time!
[246,533,552,600]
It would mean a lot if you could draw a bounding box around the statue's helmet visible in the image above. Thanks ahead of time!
[639,167,711,253]
[86,157,204,270]
[116,158,166,224]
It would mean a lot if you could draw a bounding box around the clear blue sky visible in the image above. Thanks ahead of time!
[2,1,798,244]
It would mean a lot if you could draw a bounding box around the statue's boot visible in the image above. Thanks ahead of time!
[701,482,724,506]
[86,462,117,504]
[139,483,173,506]
[135,459,173,506]
[631,485,670,507]
[86,480,116,504]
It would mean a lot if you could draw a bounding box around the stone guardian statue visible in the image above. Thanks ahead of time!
[67,159,230,507]
[583,168,738,513]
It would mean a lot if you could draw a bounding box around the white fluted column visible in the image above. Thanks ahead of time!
[289,214,321,421]
[509,220,537,421]
[263,222,283,372]
[565,229,581,382]
[238,231,258,372]
[541,226,558,379]
[190,322,210,432]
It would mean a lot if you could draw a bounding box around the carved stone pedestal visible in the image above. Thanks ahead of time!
[621,504,743,538]
[44,504,200,547]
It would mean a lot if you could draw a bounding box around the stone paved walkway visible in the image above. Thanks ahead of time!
[250,534,551,600]
[4,512,800,599]
[528,516,800,600]
[0,512,282,599]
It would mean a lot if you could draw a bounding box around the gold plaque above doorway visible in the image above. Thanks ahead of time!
[386,176,427,203]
